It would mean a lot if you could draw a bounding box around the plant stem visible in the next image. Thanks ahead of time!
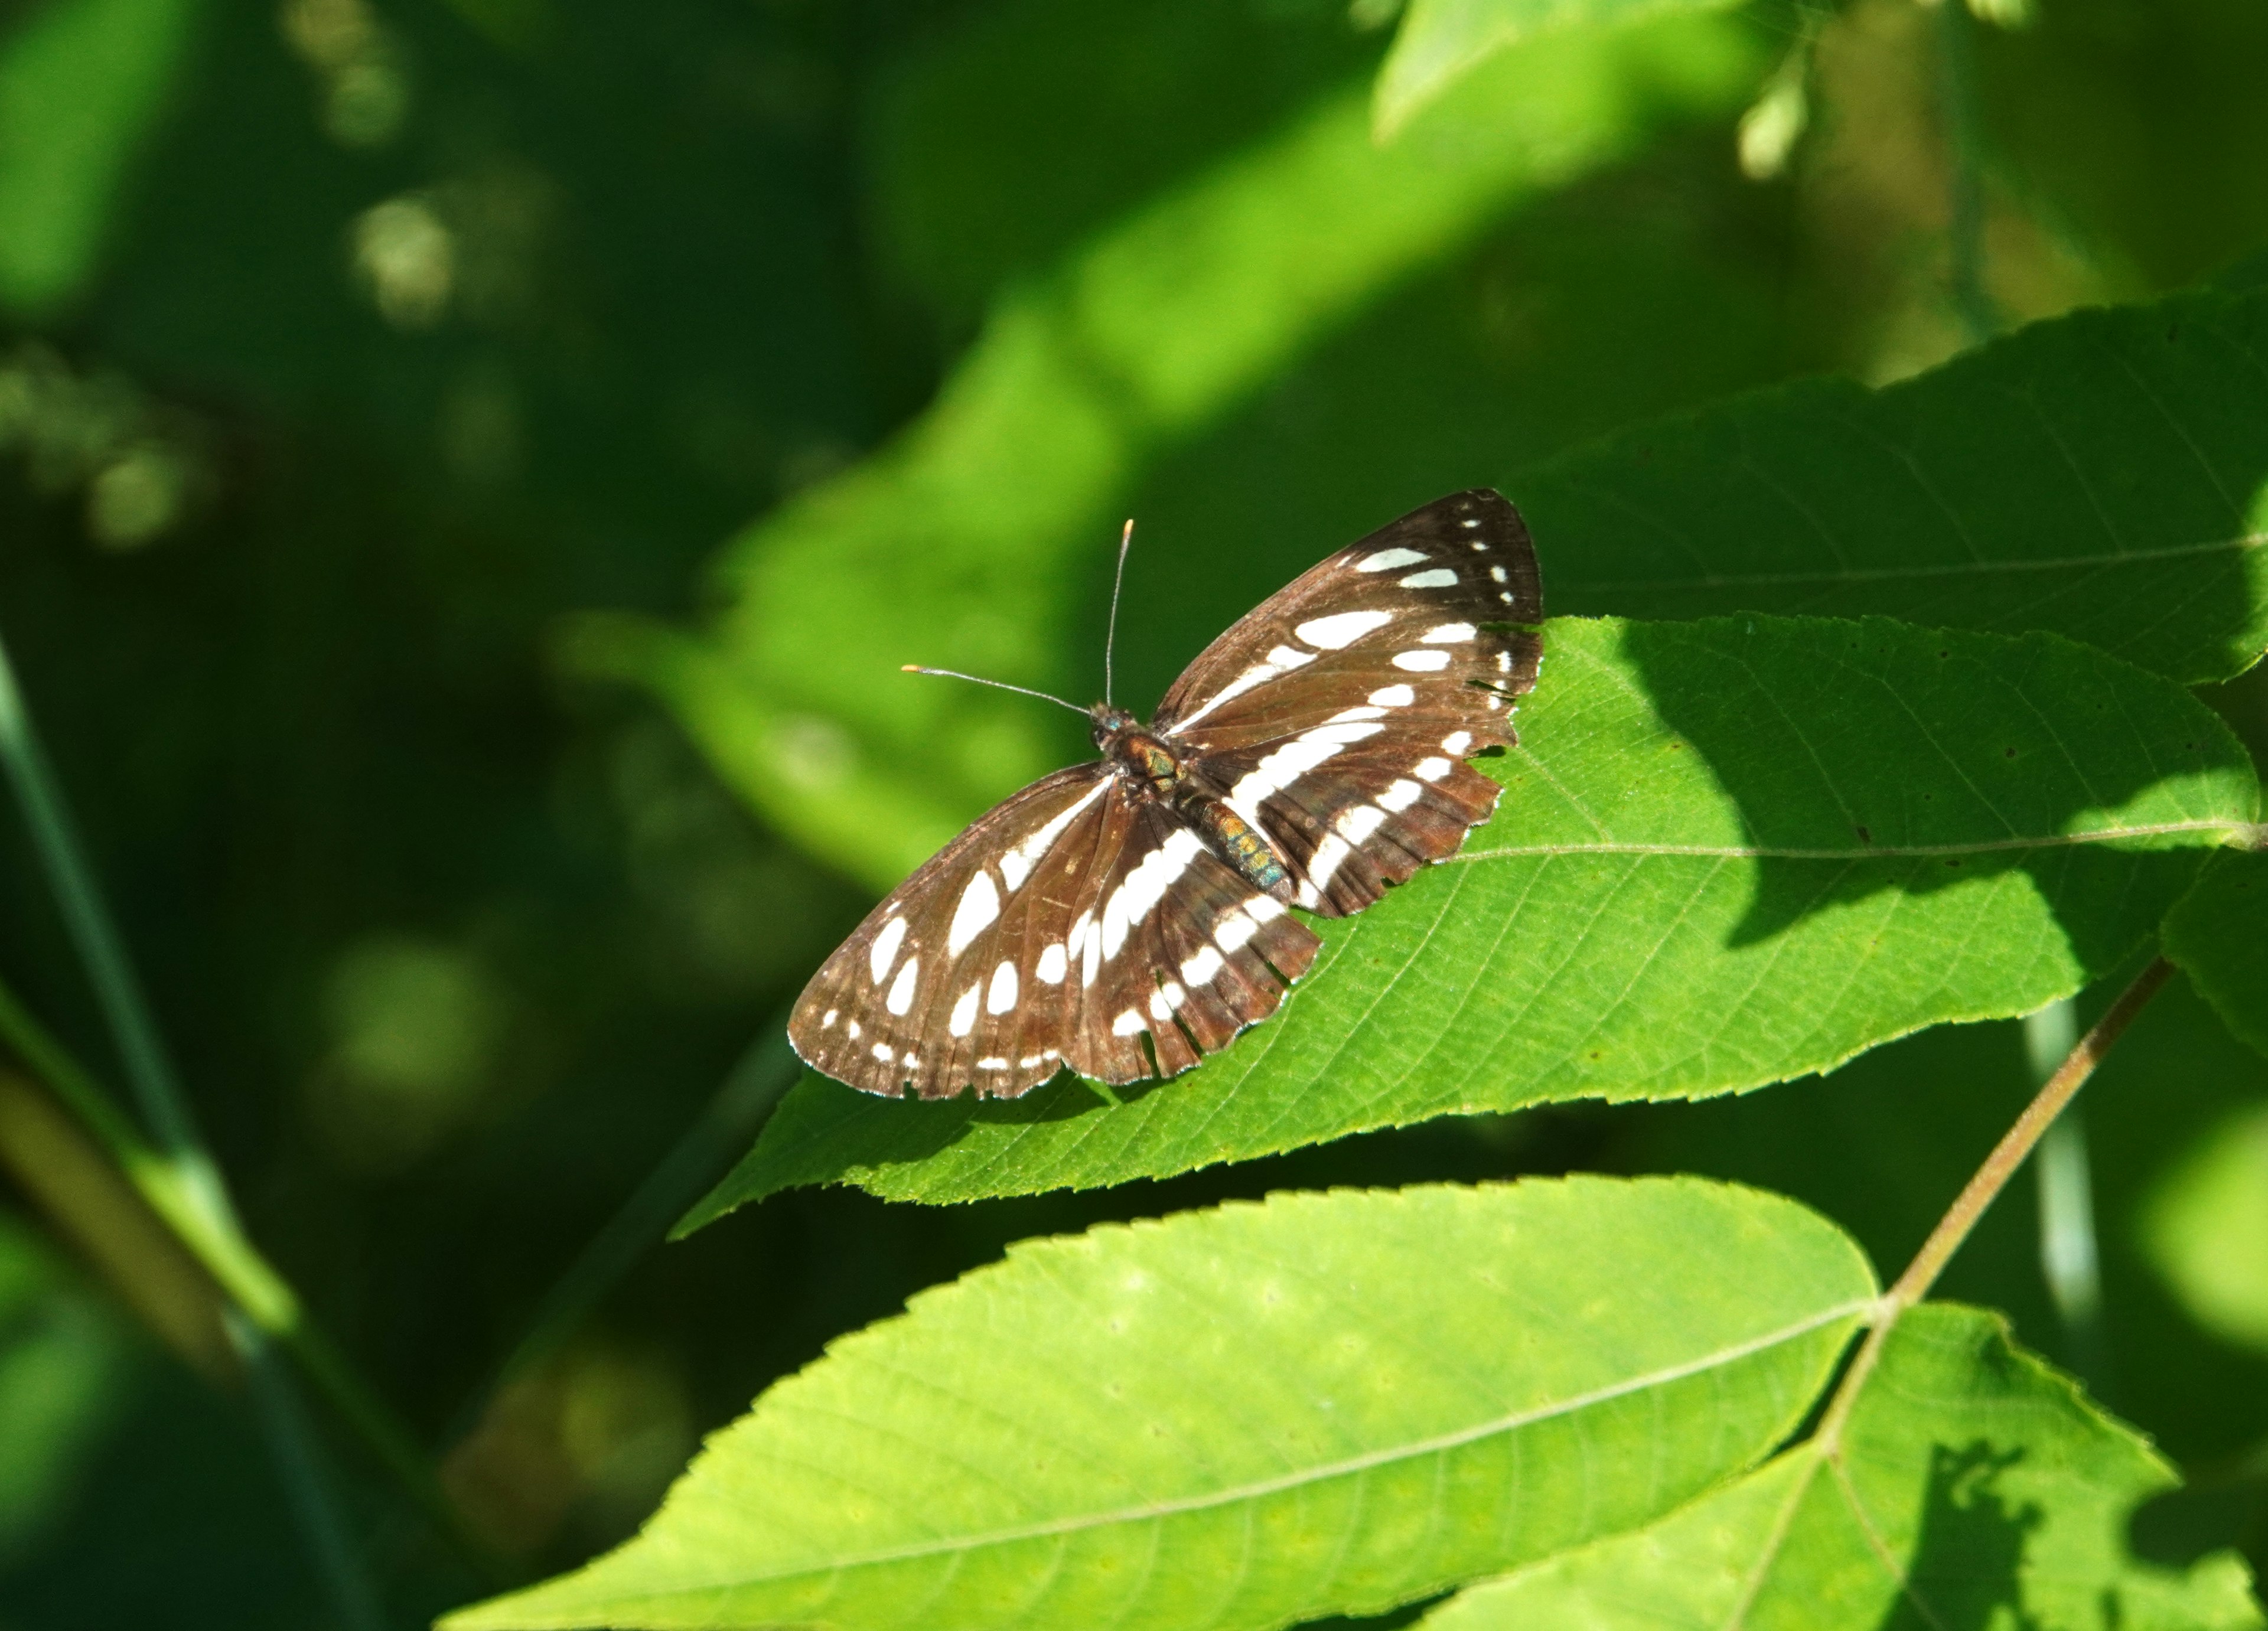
[1814,957,2174,1452]
[0,627,491,1585]
[0,955,483,1567]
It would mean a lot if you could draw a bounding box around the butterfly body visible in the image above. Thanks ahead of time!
[791,488,1544,1100]
[1091,706,1295,901]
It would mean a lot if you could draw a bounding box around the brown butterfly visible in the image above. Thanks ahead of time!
[790,489,1544,1098]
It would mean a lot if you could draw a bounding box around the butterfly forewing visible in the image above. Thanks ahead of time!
[791,765,1117,1097]
[789,765,1323,1096]
[1156,488,1542,915]
[790,487,1543,1098]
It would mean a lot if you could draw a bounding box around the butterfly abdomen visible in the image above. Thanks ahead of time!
[1183,798,1293,902]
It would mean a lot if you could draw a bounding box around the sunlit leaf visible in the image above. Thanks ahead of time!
[692,614,2256,1218]
[2143,1105,2268,1358]
[1527,282,2268,686]
[582,9,1766,894]
[0,0,202,317]
[1420,1303,2261,1629]
[1373,0,1735,141]
[444,1177,1875,1631]
[2164,849,2268,1058]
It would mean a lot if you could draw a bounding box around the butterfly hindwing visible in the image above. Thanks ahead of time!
[1060,800,1322,1082]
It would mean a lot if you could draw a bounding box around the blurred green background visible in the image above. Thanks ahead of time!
[2,0,2267,1623]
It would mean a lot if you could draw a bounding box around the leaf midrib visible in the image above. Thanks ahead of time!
[1555,530,2267,595]
[1453,819,2259,863]
[599,1300,1875,1599]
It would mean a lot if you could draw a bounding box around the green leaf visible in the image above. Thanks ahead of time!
[0,0,203,318]
[577,8,1767,895]
[1374,0,1735,141]
[0,1215,128,1558]
[2143,1104,2268,1358]
[1526,281,2268,686]
[443,1177,1876,1631]
[2165,849,2268,1058]
[692,614,2256,1219]
[1420,1303,2262,1630]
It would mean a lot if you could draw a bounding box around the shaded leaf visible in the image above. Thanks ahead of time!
[1374,0,1733,141]
[1527,282,2268,685]
[445,1177,1875,1631]
[575,10,1767,893]
[694,614,2256,1218]
[2165,849,2268,1058]
[1421,1303,2261,1629]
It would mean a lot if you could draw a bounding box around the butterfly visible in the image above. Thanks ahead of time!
[788,488,1544,1099]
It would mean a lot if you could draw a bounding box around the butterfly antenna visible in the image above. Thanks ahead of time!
[901,666,1090,716]
[1104,518,1135,708]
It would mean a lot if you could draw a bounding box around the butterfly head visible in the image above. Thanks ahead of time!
[1088,702,1140,749]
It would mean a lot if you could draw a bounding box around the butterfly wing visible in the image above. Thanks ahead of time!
[789,765,1321,1097]
[1155,488,1543,916]
[790,765,1114,1098]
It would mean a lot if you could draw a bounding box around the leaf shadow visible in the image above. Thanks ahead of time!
[1876,1442,2043,1631]
[1617,617,2233,959]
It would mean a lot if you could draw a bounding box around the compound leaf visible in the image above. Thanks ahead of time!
[445,1178,1873,1631]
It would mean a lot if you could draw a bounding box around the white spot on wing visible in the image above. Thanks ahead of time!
[1398,568,1458,589]
[977,1056,1009,1071]
[1171,647,1315,733]
[1247,895,1286,923]
[846,1020,862,1040]
[1308,833,1352,890]
[1326,705,1388,724]
[1228,735,1342,826]
[1336,805,1386,844]
[1002,778,1110,891]
[1490,566,1508,583]
[1112,1009,1146,1036]
[1149,982,1187,1020]
[1295,609,1394,650]
[1073,909,1100,986]
[1357,546,1427,572]
[885,956,920,1016]
[1442,730,1473,755]
[949,982,980,1037]
[868,917,908,985]
[1415,756,1452,781]
[1303,720,1384,746]
[871,1042,894,1062]
[987,960,1019,1015]
[1378,778,1422,813]
[1182,946,1224,986]
[947,872,1001,956]
[821,1009,838,1028]
[1214,910,1257,952]
[1367,684,1415,707]
[1422,622,1475,643]
[1392,649,1452,672]
[1035,942,1068,984]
